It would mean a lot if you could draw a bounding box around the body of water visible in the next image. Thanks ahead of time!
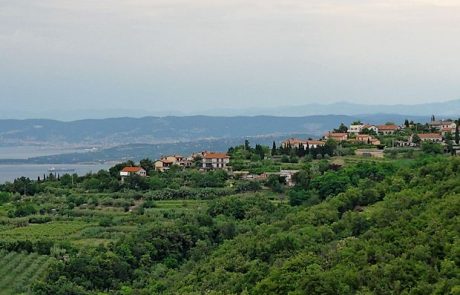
[0,146,87,160]
[0,164,113,183]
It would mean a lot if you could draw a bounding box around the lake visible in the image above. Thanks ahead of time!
[0,164,113,183]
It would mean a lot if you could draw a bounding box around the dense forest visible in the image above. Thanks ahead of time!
[0,146,459,294]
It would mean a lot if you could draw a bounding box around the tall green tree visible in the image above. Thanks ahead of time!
[412,133,421,145]
[335,123,348,133]
[455,119,459,144]
[244,140,251,151]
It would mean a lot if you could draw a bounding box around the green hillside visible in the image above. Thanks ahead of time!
[0,251,55,295]
[0,151,458,294]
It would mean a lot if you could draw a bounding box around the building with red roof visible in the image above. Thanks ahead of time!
[202,152,230,170]
[120,166,147,177]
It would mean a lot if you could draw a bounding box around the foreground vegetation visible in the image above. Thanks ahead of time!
[0,144,459,294]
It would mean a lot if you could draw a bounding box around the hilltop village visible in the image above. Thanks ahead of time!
[117,116,460,186]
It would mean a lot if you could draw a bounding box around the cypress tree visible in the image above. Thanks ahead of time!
[272,141,277,156]
[455,119,459,144]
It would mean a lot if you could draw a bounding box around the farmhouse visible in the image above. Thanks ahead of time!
[202,152,230,170]
[282,138,306,148]
[377,125,400,135]
[355,134,381,145]
[279,170,300,187]
[325,132,348,141]
[120,167,147,178]
[154,155,192,172]
[430,119,456,132]
[417,133,443,142]
[281,139,325,149]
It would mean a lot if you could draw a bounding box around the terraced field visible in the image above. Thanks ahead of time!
[0,221,93,241]
[0,251,55,294]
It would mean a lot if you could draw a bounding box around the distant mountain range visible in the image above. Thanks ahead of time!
[206,99,460,117]
[0,114,428,148]
[1,100,459,120]
[0,113,433,163]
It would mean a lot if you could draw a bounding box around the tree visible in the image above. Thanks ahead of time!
[266,175,285,193]
[404,119,410,128]
[255,144,265,160]
[421,142,443,154]
[446,140,454,155]
[335,123,348,133]
[123,174,149,190]
[324,139,337,157]
[140,158,155,174]
[455,119,459,144]
[292,170,311,190]
[296,143,305,157]
[11,177,38,195]
[361,128,377,136]
[412,134,421,145]
[244,140,251,151]
[271,141,277,156]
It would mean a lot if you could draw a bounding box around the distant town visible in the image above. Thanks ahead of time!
[116,116,459,186]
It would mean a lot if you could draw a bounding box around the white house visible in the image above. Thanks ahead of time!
[348,124,365,134]
[202,152,230,170]
[120,167,147,177]
[417,133,443,143]
[362,124,379,134]
[279,170,300,187]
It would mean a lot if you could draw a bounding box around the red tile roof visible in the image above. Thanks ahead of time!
[203,152,229,159]
[283,138,306,145]
[378,125,399,131]
[121,167,144,173]
[306,140,325,145]
[327,133,348,138]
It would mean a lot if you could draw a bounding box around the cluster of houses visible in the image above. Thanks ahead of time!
[120,151,230,179]
[325,123,402,146]
[329,119,456,145]
[118,117,459,180]
[282,118,459,158]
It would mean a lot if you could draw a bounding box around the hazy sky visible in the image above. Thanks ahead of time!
[1,0,460,116]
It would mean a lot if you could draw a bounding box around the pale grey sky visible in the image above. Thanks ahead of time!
[1,0,459,117]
